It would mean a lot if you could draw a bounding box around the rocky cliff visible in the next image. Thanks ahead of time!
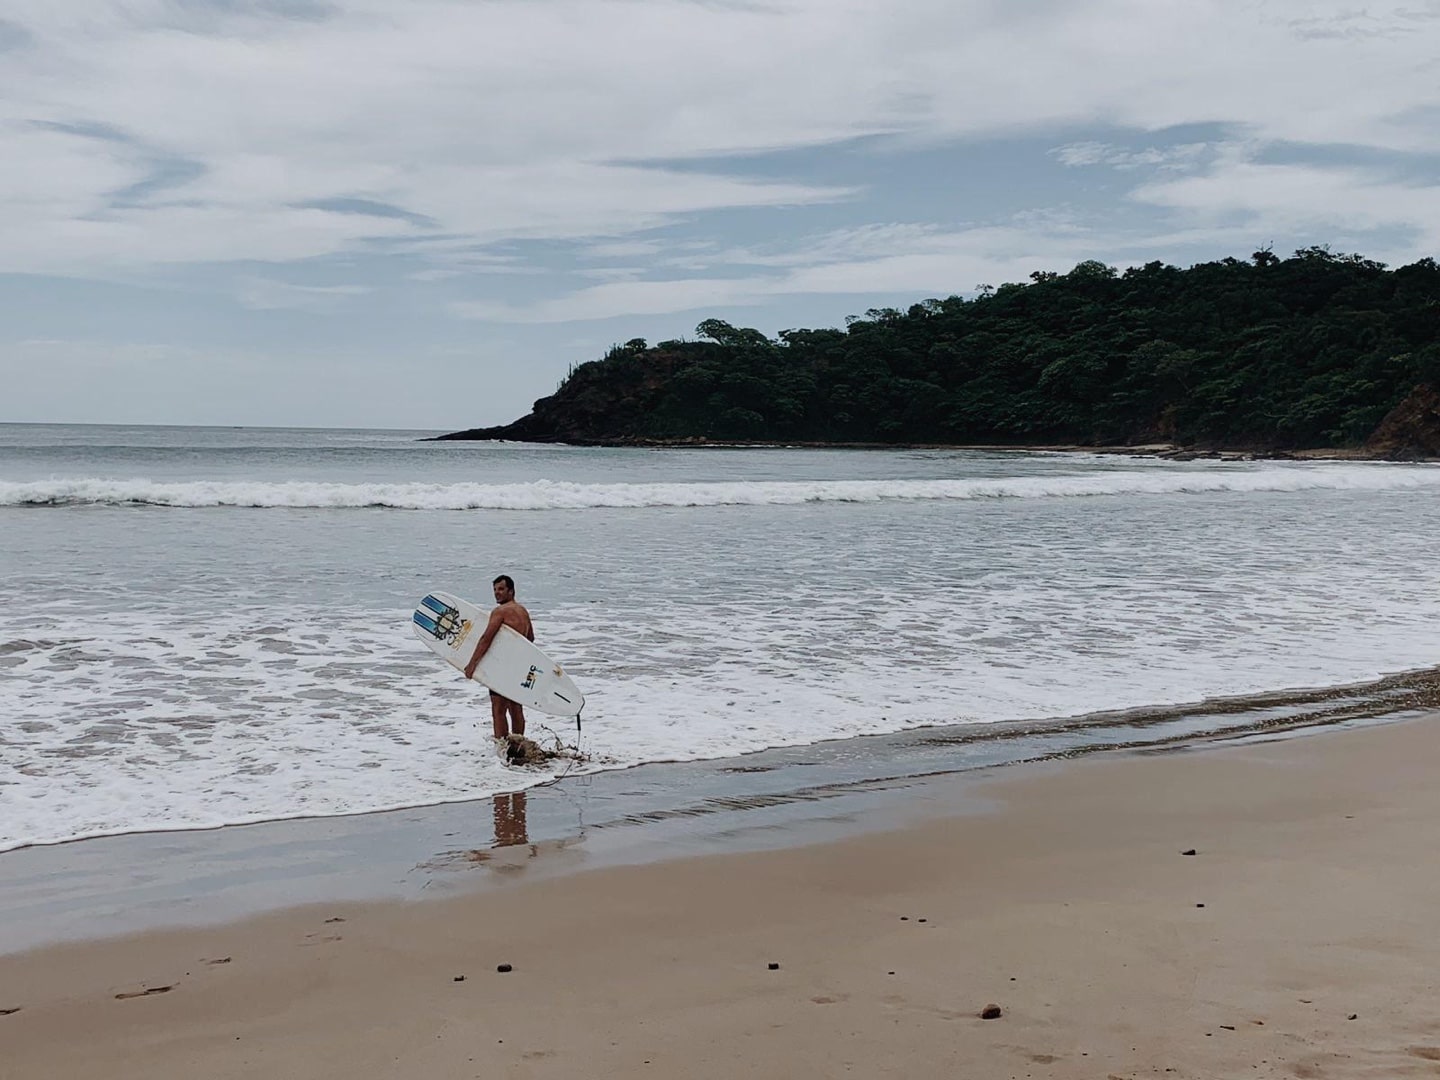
[1365,384,1440,460]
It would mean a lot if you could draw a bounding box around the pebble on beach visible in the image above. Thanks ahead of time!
[980,1004,1002,1020]
[768,962,780,970]
[497,964,513,973]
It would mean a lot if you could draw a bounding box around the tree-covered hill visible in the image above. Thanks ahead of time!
[439,248,1440,454]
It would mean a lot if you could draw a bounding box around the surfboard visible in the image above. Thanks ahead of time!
[412,591,585,718]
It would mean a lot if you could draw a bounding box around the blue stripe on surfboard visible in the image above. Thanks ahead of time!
[413,611,439,634]
[420,595,449,616]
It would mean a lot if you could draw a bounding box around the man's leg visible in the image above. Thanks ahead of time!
[489,692,509,739]
[508,701,526,737]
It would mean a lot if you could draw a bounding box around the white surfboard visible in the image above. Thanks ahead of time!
[412,591,585,718]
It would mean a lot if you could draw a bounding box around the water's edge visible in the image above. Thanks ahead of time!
[2,666,1436,955]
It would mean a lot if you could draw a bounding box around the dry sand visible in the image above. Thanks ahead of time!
[3,716,1440,1080]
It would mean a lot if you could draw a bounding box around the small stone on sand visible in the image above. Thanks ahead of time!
[980,1004,1002,1020]
[497,964,513,973]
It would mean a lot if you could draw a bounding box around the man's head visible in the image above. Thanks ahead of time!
[493,574,515,603]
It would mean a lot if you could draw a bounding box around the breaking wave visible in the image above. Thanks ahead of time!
[3,464,1439,510]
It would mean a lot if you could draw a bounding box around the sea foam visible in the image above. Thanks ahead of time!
[3,463,1438,510]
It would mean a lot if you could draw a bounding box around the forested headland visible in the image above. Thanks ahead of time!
[439,248,1440,458]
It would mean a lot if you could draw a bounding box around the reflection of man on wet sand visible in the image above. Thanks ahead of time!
[492,792,529,848]
[463,574,534,742]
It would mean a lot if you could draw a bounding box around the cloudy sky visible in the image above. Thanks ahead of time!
[3,0,1439,429]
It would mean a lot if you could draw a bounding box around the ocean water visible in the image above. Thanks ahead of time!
[2,423,1439,854]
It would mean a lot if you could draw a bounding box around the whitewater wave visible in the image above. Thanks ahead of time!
[2,465,1438,510]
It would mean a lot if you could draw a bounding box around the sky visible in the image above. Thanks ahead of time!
[2,0,1439,430]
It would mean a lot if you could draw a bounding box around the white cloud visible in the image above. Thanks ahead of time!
[234,276,372,311]
[453,277,767,323]
[456,216,1105,322]
[1053,141,1213,171]
[1285,7,1440,40]
[1131,155,1440,250]
[579,240,669,259]
[1,0,1437,281]
[404,268,465,282]
[459,160,1440,324]
[574,266,652,283]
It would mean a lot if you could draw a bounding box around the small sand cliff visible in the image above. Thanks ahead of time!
[1365,383,1440,460]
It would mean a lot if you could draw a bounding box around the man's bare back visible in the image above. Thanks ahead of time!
[463,574,534,741]
[492,599,533,642]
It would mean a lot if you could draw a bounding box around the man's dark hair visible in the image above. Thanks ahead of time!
[493,574,515,592]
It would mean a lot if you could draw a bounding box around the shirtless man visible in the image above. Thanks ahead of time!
[463,574,535,741]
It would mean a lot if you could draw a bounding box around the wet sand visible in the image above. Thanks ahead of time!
[3,712,1439,1079]
[5,665,1436,955]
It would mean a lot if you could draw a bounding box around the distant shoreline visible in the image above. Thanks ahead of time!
[427,433,1437,462]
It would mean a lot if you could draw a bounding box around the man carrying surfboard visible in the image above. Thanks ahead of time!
[463,574,535,741]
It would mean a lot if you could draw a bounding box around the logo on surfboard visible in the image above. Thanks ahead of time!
[414,595,473,648]
[521,664,541,690]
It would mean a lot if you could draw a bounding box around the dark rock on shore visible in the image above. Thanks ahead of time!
[1365,384,1440,460]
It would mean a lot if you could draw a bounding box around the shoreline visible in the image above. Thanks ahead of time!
[3,710,1438,1078]
[2,665,1437,957]
[428,433,1440,463]
[11,659,1440,857]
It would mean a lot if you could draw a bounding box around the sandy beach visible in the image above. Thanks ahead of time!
[3,715,1440,1080]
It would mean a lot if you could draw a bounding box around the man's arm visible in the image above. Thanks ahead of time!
[463,609,506,679]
